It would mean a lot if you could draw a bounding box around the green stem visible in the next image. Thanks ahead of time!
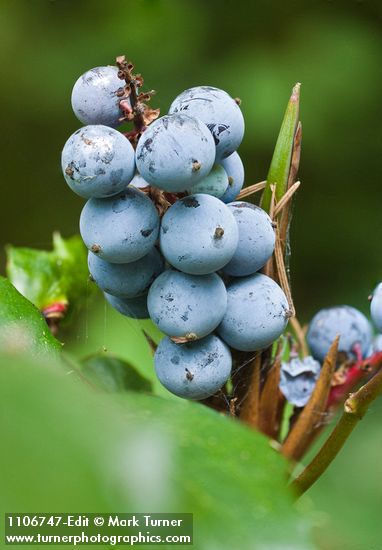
[261,83,301,212]
[291,364,382,495]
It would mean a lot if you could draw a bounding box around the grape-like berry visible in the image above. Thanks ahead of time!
[147,269,227,340]
[154,335,232,400]
[169,86,245,161]
[222,202,275,277]
[187,164,229,198]
[71,66,126,127]
[160,194,239,275]
[135,114,216,192]
[80,187,159,263]
[373,334,382,353]
[307,305,373,362]
[104,292,149,319]
[217,273,289,351]
[220,152,245,203]
[370,282,382,333]
[88,248,164,298]
[61,125,135,199]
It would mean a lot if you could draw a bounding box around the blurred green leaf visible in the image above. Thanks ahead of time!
[0,354,313,549]
[0,276,61,356]
[6,232,91,314]
[261,83,300,212]
[81,353,152,393]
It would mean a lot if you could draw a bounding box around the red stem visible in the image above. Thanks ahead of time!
[327,351,382,409]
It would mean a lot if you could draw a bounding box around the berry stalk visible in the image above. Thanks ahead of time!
[292,357,382,495]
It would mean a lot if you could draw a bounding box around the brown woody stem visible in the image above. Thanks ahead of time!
[258,358,284,438]
[292,364,382,495]
[281,336,339,460]
[240,354,261,426]
[289,316,309,357]
[237,181,266,200]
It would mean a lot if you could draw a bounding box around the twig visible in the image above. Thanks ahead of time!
[116,55,159,144]
[282,336,339,460]
[269,184,277,220]
[274,181,301,217]
[279,122,302,254]
[274,226,295,317]
[289,317,309,357]
[116,56,146,132]
[237,181,266,200]
[292,361,382,495]
[142,330,157,355]
[240,354,261,426]
[229,397,238,417]
[286,121,302,189]
[327,351,382,409]
[258,358,283,438]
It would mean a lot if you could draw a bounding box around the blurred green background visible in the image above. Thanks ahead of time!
[1,0,382,548]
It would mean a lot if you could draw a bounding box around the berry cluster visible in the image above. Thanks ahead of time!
[280,301,382,410]
[61,59,290,400]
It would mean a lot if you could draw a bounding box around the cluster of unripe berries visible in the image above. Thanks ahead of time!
[61,64,291,400]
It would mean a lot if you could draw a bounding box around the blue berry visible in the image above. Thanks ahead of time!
[147,269,227,340]
[169,86,244,161]
[307,306,373,362]
[61,125,135,199]
[217,273,289,351]
[373,334,382,353]
[220,152,245,203]
[222,202,275,277]
[71,66,125,127]
[160,194,239,275]
[80,187,159,263]
[279,356,321,408]
[135,114,216,192]
[154,335,232,400]
[370,283,382,333]
[187,164,229,198]
[104,292,149,319]
[88,248,164,298]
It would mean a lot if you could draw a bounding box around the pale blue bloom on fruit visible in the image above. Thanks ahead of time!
[218,273,289,351]
[169,86,244,161]
[135,114,216,192]
[104,292,149,319]
[155,335,232,400]
[148,269,227,340]
[220,152,245,203]
[307,305,373,362]
[187,164,229,198]
[223,202,275,277]
[80,187,159,264]
[71,66,126,127]
[370,283,382,333]
[62,125,135,199]
[160,194,239,275]
[89,248,164,298]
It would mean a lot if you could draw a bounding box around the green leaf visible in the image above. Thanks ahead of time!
[0,354,313,549]
[6,232,91,315]
[0,276,61,356]
[261,83,300,212]
[81,353,152,393]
